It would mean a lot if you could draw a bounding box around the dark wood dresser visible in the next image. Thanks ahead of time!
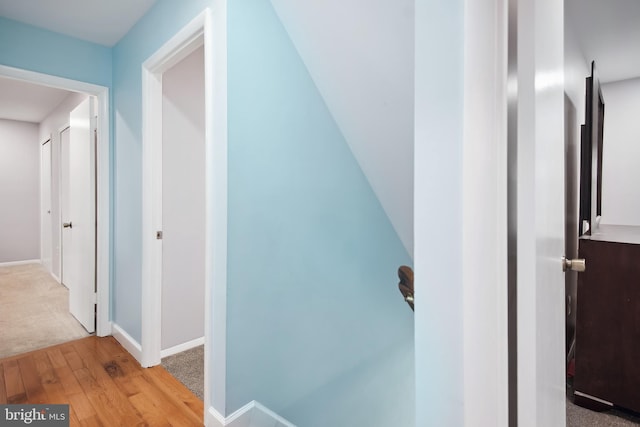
[574,225,640,412]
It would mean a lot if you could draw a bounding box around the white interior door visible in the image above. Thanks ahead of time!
[65,97,96,333]
[516,0,566,425]
[41,139,53,272]
[61,127,71,286]
[51,131,62,280]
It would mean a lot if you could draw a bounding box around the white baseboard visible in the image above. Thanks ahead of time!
[207,405,227,427]
[251,402,296,427]
[206,401,295,427]
[112,323,143,364]
[0,259,41,267]
[161,336,205,358]
[50,273,61,283]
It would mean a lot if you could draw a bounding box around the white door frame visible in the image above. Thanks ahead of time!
[416,0,564,425]
[414,0,509,425]
[140,5,228,417]
[0,65,111,338]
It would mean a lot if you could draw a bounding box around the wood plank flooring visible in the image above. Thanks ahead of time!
[0,336,204,426]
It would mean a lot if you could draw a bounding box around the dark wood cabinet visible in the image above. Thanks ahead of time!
[574,225,640,412]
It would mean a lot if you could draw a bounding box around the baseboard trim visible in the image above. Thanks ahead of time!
[161,336,204,358]
[112,323,143,364]
[0,259,40,267]
[206,401,295,427]
[206,404,234,427]
[253,401,296,427]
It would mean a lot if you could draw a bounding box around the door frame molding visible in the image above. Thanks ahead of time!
[0,64,111,338]
[415,0,511,425]
[141,5,228,417]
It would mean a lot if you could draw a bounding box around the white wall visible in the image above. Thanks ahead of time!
[161,46,206,351]
[39,91,88,279]
[0,119,40,263]
[564,20,589,228]
[600,77,640,226]
[39,92,87,143]
[565,23,589,126]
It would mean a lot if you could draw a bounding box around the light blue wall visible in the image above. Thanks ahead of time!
[226,1,414,425]
[0,17,111,87]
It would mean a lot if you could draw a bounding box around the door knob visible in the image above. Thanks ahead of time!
[562,256,586,272]
[63,222,73,229]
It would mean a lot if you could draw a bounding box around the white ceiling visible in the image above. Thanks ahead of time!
[0,77,71,123]
[567,0,640,83]
[0,0,157,46]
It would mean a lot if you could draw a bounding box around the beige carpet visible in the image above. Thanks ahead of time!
[0,263,90,359]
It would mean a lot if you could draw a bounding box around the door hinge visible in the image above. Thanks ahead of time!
[93,292,98,304]
[156,231,163,240]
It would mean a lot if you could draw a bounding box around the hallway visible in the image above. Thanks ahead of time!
[0,263,88,358]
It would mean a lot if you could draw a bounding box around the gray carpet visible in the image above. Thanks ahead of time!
[566,378,640,426]
[0,263,90,359]
[567,398,640,426]
[162,345,204,400]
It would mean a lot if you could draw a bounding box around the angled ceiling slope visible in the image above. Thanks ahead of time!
[0,0,157,46]
[270,0,415,257]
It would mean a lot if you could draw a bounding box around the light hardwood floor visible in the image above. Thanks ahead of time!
[0,335,204,426]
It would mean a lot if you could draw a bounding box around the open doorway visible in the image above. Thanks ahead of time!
[0,65,111,356]
[0,87,98,356]
[157,44,206,399]
[140,9,228,420]
[0,93,90,357]
[564,0,640,424]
